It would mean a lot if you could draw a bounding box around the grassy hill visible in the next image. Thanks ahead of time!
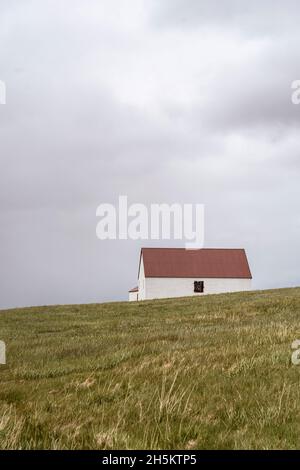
[1,287,300,449]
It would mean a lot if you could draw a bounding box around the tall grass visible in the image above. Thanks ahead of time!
[1,287,300,449]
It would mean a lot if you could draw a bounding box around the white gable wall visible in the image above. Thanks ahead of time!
[138,257,146,300]
[144,277,251,300]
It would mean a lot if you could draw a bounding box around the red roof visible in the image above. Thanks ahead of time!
[128,286,139,293]
[139,248,252,279]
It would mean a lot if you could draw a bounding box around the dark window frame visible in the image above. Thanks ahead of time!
[194,281,204,293]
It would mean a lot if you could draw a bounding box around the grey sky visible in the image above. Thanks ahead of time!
[0,0,300,309]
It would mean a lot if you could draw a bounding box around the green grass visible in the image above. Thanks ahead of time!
[1,287,300,449]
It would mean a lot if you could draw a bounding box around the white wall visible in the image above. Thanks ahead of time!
[138,257,146,300]
[144,277,252,300]
[129,291,138,301]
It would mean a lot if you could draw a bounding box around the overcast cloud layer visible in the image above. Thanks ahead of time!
[1,0,300,309]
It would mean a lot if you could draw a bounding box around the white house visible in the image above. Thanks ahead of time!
[128,248,252,301]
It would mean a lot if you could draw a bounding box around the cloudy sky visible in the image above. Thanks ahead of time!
[1,0,300,309]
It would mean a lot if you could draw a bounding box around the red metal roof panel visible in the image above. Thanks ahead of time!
[141,248,252,279]
[128,286,139,293]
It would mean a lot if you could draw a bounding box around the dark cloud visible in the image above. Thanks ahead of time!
[152,0,300,37]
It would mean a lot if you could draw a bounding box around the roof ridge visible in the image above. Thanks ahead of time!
[141,247,246,251]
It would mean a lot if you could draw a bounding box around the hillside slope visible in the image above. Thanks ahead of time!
[1,288,300,449]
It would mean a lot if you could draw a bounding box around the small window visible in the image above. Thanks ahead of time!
[194,281,204,293]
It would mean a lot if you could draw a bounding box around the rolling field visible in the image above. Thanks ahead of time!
[1,287,300,449]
